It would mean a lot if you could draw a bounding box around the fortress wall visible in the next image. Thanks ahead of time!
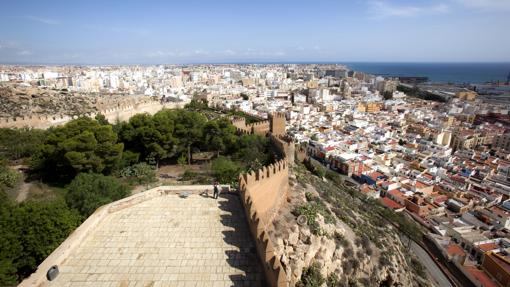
[19,185,229,287]
[269,134,295,165]
[238,160,290,287]
[248,120,270,136]
[296,145,308,163]
[0,101,181,129]
[237,133,292,286]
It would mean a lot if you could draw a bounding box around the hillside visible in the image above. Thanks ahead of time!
[267,162,431,286]
[0,84,145,118]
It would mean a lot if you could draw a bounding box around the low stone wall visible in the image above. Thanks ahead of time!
[19,185,227,287]
[0,101,182,129]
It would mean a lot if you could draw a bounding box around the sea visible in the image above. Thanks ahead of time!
[344,62,510,84]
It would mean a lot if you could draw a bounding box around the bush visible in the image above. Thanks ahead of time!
[120,162,156,185]
[0,128,46,160]
[211,156,241,184]
[303,159,326,178]
[0,193,81,285]
[180,169,213,184]
[411,257,427,278]
[334,231,350,248]
[0,166,21,188]
[326,273,341,287]
[65,173,129,217]
[309,221,323,236]
[294,204,320,225]
[296,263,325,287]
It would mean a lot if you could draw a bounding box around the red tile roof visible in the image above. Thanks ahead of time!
[380,197,404,210]
[464,266,499,287]
[446,243,465,257]
[388,189,407,200]
[478,243,499,252]
[368,171,384,180]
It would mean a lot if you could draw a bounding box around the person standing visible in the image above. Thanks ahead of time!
[213,182,220,199]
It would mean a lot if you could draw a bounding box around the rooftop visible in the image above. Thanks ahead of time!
[44,193,264,287]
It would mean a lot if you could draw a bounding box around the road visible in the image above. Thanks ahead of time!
[402,236,454,287]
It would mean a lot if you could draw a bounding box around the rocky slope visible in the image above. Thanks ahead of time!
[0,84,145,118]
[268,163,431,286]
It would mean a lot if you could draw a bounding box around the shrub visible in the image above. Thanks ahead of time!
[326,273,341,287]
[410,257,427,278]
[211,156,241,184]
[120,162,156,185]
[0,194,81,285]
[309,221,323,236]
[333,231,350,248]
[65,173,129,217]
[294,203,320,225]
[296,263,325,287]
[0,167,21,188]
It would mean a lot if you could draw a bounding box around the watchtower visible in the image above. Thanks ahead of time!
[269,112,286,136]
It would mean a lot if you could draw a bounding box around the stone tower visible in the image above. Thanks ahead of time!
[269,112,286,136]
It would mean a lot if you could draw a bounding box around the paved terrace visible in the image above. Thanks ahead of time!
[45,192,264,287]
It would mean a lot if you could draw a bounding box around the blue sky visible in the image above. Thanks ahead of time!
[0,0,509,64]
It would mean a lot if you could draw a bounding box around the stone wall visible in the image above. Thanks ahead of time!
[231,112,287,137]
[232,112,292,286]
[19,185,229,287]
[238,159,290,287]
[0,101,182,129]
[270,134,295,165]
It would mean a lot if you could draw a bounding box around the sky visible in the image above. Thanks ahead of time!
[0,0,509,64]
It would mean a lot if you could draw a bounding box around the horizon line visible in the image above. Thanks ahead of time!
[1,60,510,67]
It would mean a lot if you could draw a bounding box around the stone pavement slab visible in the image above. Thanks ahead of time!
[47,194,264,287]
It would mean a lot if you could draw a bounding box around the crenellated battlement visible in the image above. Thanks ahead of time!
[241,193,289,287]
[237,118,292,286]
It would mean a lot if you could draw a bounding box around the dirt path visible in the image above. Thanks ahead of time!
[15,182,33,202]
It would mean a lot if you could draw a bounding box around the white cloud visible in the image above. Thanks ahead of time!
[241,49,286,57]
[223,49,236,55]
[193,49,209,55]
[17,50,32,56]
[25,15,60,25]
[368,1,449,18]
[455,0,510,10]
[0,41,19,49]
[146,50,176,58]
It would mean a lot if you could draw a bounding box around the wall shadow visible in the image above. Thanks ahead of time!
[217,194,266,287]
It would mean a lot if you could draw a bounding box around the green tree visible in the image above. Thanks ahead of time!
[211,156,241,184]
[118,110,176,164]
[13,199,81,279]
[0,191,20,286]
[202,118,238,155]
[172,110,207,164]
[95,113,109,125]
[0,128,46,160]
[184,99,209,110]
[65,173,129,217]
[233,134,270,171]
[383,90,393,100]
[32,117,124,181]
[0,193,81,284]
